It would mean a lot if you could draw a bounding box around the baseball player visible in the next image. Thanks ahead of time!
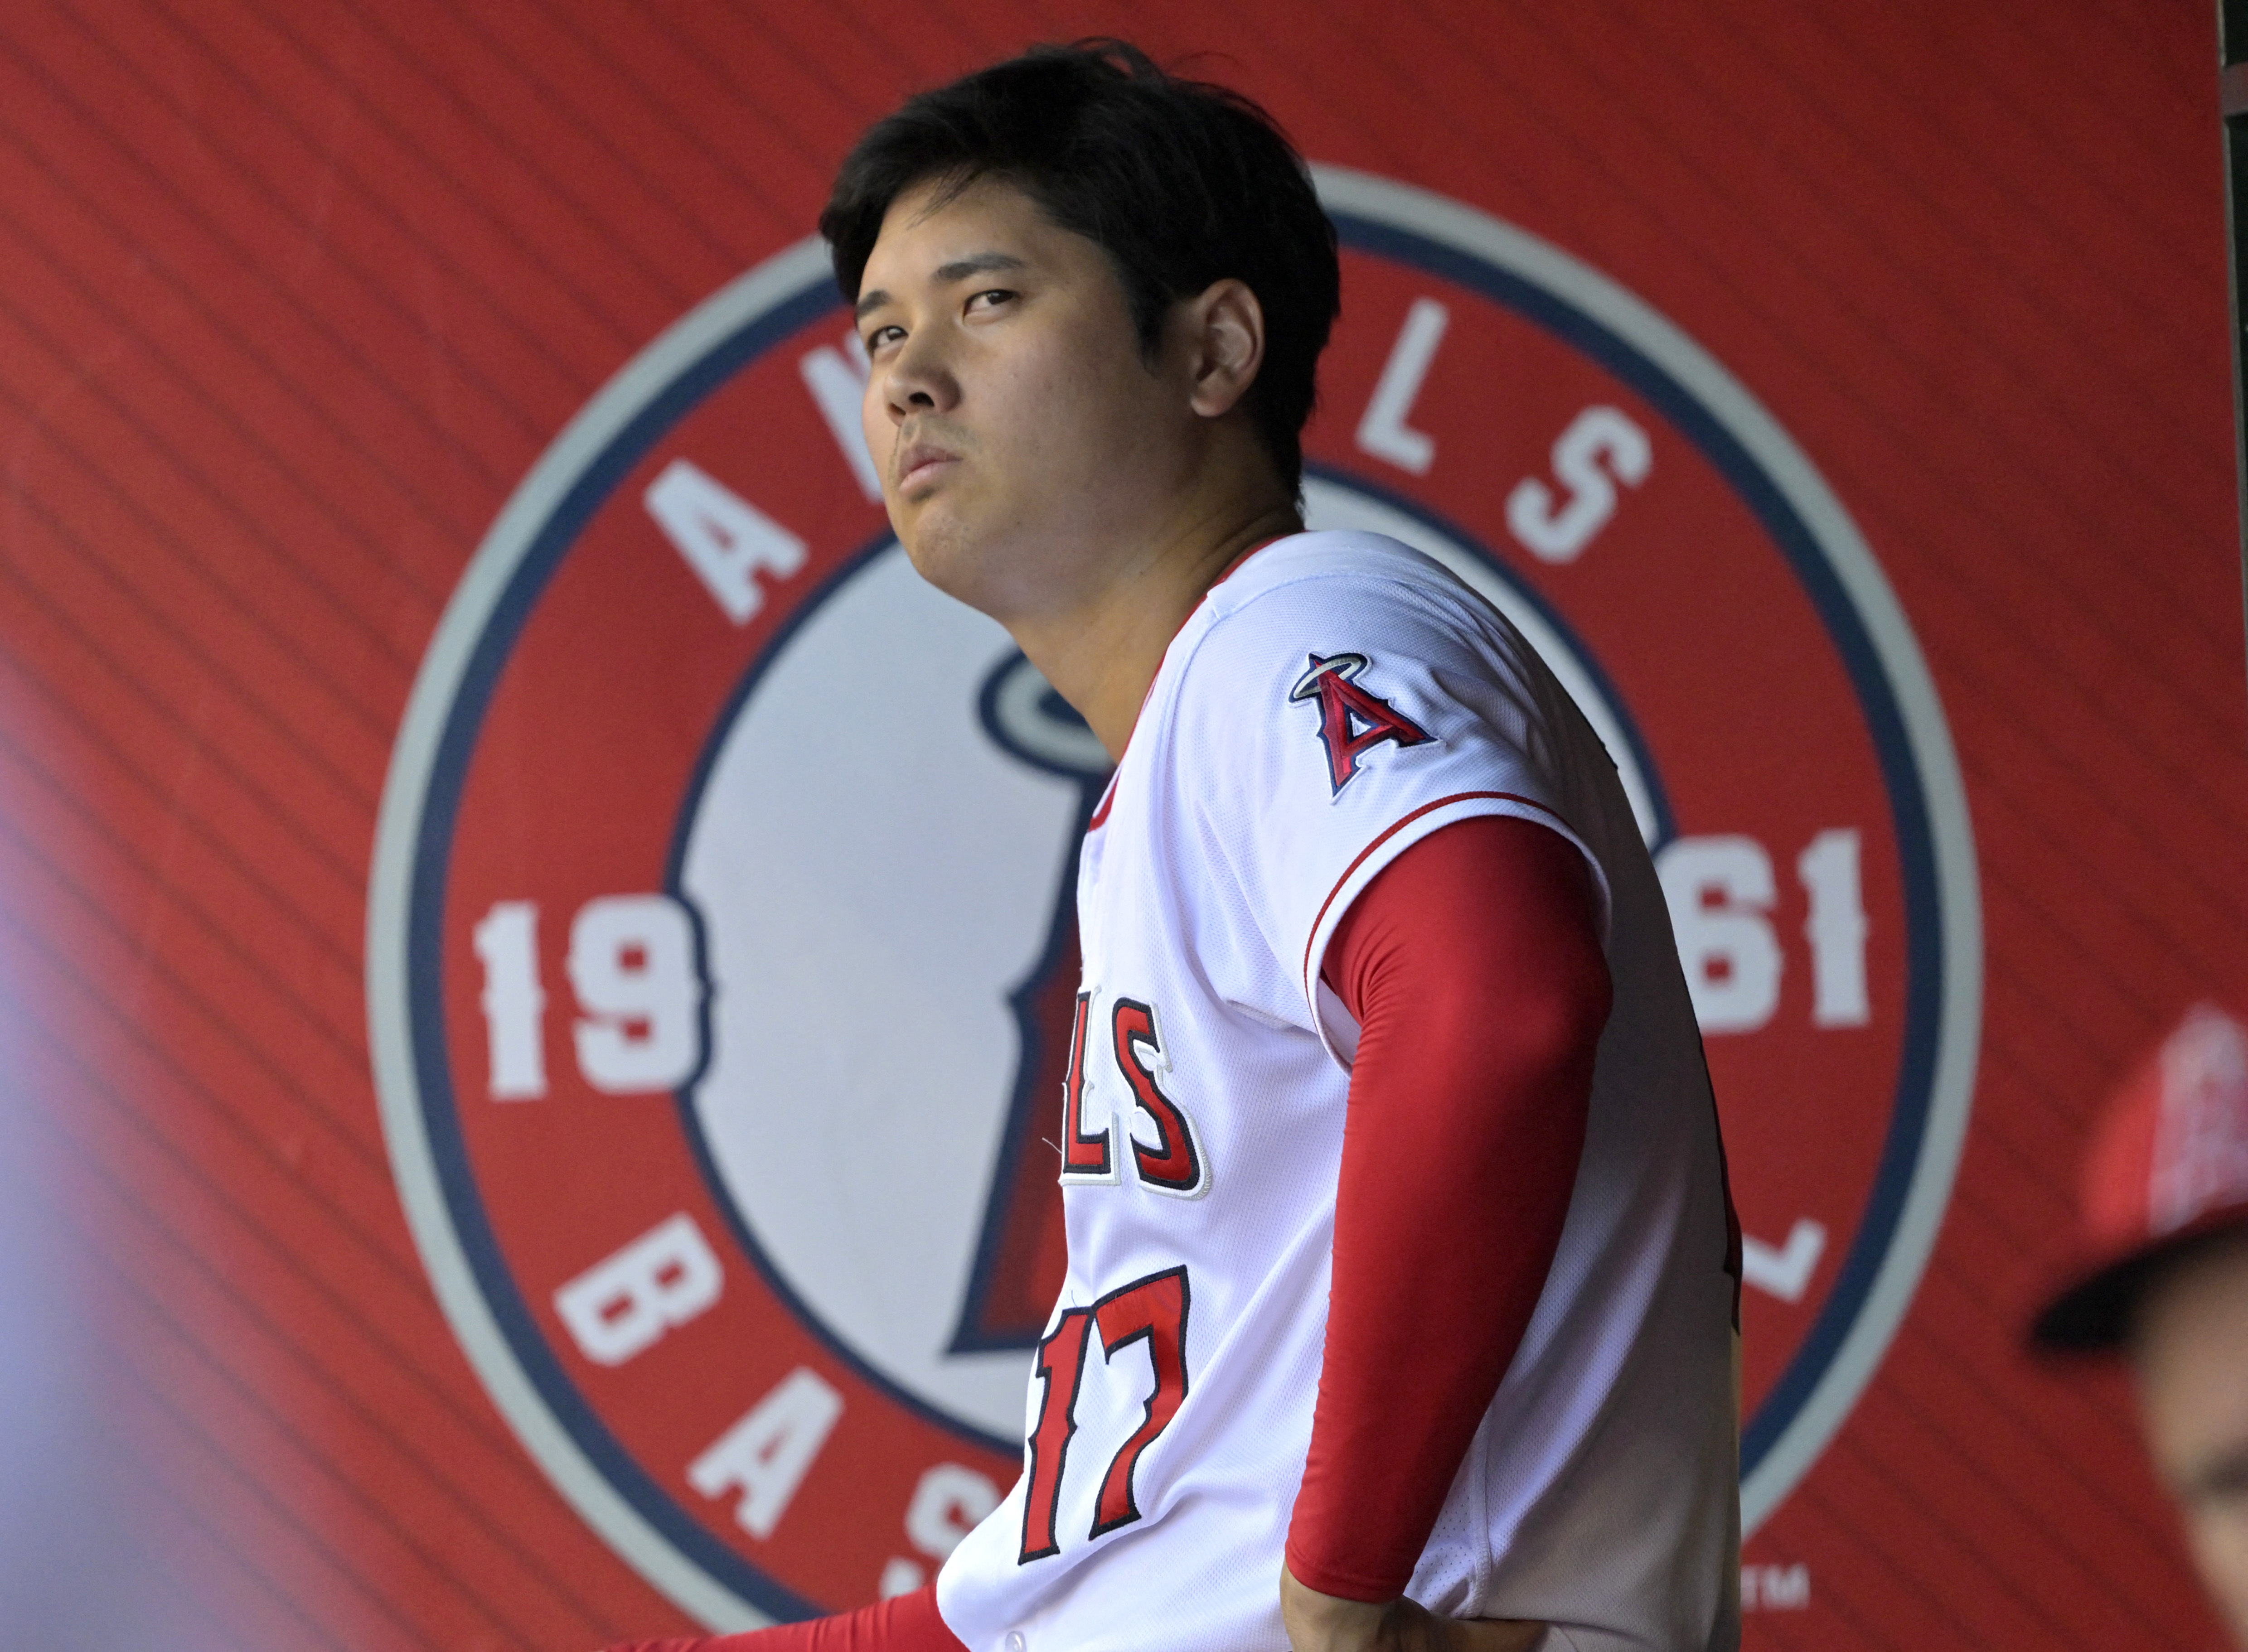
[2030,1004,2248,1648]
[611,41,1739,1652]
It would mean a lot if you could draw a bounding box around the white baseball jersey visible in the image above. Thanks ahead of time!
[935,530,1741,1652]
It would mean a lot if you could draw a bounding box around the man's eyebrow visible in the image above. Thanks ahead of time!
[934,251,1027,285]
[854,252,1028,324]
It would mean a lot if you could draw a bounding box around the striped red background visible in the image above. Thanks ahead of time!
[0,1,2240,1647]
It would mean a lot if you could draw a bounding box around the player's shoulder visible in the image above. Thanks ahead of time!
[1158,530,1531,775]
[1174,529,1512,687]
[1180,530,1491,671]
[1203,528,1474,621]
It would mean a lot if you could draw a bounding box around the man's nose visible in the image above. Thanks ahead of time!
[884,327,957,421]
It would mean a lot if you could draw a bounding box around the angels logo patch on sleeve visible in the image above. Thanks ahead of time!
[1287,652,1434,794]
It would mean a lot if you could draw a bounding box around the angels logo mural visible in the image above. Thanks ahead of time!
[368,169,1981,1629]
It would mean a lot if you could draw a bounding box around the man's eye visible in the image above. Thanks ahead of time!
[966,289,1017,314]
[865,325,904,352]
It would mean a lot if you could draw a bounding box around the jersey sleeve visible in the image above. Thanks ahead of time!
[1171,563,1612,1040]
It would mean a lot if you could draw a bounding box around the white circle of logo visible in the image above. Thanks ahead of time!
[369,169,1980,1626]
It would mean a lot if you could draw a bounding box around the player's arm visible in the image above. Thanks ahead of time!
[602,1581,964,1652]
[1279,1574,1545,1652]
[1280,813,1610,1652]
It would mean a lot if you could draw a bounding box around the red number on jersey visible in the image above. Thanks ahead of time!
[1088,1267,1192,1535]
[1018,1309,1094,1563]
[1016,1267,1193,1561]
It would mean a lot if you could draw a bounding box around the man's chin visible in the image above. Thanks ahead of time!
[897,519,988,609]
[896,508,1056,628]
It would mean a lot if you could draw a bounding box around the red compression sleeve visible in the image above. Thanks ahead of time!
[605,1583,964,1652]
[1284,815,1611,1603]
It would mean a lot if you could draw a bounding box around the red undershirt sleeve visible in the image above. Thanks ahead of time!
[1284,813,1612,1604]
[602,1582,965,1652]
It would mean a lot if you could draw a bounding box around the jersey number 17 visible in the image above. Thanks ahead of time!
[1017,1267,1191,1563]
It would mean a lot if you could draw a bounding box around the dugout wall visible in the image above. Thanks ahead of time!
[0,5,2238,1650]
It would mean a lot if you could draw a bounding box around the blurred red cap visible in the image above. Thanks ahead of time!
[2030,1003,2248,1351]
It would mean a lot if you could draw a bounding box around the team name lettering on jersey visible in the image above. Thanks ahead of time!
[1110,999,1208,1198]
[1059,990,1115,1184]
[1288,652,1434,794]
[1059,990,1209,1198]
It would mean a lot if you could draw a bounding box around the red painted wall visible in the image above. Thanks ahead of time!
[0,3,2240,1648]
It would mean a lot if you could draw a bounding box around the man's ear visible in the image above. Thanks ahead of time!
[1182,278,1266,420]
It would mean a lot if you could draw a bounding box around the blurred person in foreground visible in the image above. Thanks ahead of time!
[2032,1003,2248,1647]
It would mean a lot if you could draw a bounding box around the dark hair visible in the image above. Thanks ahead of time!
[819,41,1340,496]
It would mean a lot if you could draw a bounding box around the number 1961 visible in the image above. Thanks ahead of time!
[1657,829,1870,1035]
[470,828,1865,1106]
[470,894,706,1100]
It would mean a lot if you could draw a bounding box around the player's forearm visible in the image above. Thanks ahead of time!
[1285,815,1609,1603]
[601,1582,964,1652]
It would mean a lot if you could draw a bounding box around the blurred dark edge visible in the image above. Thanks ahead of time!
[2223,0,2248,674]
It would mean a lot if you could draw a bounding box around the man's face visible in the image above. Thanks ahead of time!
[853,175,1203,621]
[2133,1230,2248,1648]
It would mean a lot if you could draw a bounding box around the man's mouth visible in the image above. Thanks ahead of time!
[895,440,959,495]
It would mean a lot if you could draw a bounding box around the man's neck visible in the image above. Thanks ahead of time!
[1011,497,1302,763]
